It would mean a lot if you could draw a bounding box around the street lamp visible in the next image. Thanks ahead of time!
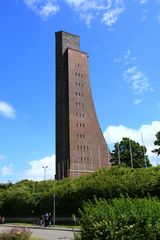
[42,166,48,180]
[53,194,56,226]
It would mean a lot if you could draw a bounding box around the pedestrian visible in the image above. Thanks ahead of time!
[0,215,5,224]
[40,214,44,227]
[1,216,5,224]
[48,213,52,227]
[44,212,49,227]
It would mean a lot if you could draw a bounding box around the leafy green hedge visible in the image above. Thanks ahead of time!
[1,166,160,217]
[79,197,160,240]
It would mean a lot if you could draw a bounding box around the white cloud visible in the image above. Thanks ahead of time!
[39,1,59,17]
[141,9,148,21]
[65,0,103,10]
[23,0,125,26]
[66,0,89,9]
[79,12,95,27]
[123,66,153,94]
[102,0,125,27]
[0,101,16,119]
[25,155,55,180]
[23,0,60,19]
[22,0,160,25]
[135,0,160,24]
[65,0,102,27]
[65,0,125,27]
[137,0,148,4]
[114,49,136,66]
[113,57,122,63]
[114,50,153,97]
[1,165,12,176]
[0,154,5,160]
[134,99,143,104]
[104,121,160,165]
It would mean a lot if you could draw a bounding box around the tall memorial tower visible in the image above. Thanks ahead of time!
[55,31,111,180]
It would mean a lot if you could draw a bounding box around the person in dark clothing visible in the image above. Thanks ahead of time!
[0,215,5,224]
[44,212,49,227]
[48,213,52,227]
[40,214,44,226]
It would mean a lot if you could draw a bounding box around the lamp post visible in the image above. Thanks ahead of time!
[53,194,56,226]
[129,139,133,168]
[117,142,121,165]
[141,131,147,168]
[42,166,48,180]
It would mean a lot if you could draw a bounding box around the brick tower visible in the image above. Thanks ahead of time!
[55,31,111,180]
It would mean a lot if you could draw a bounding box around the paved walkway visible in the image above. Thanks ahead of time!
[0,225,80,240]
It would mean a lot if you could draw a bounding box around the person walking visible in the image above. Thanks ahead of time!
[44,212,49,227]
[48,213,52,227]
[40,214,44,227]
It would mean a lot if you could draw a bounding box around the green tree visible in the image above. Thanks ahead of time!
[111,137,152,168]
[152,131,160,155]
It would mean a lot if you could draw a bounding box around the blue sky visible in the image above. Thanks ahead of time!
[0,0,160,182]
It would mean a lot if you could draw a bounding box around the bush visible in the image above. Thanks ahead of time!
[1,166,160,217]
[0,228,32,240]
[79,197,160,240]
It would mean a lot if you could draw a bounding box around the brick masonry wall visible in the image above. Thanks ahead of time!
[56,31,111,179]
[68,48,111,177]
[55,31,80,180]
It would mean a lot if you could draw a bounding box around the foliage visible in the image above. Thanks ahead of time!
[1,166,160,217]
[78,197,160,240]
[111,137,152,168]
[0,228,32,240]
[74,233,81,240]
[152,131,160,155]
[0,182,12,190]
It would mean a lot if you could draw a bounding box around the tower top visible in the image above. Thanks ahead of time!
[55,30,80,55]
[55,30,80,39]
